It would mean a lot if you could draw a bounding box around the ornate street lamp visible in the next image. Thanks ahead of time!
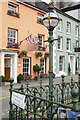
[43,1,60,105]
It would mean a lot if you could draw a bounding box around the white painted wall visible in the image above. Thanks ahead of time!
[66,9,78,19]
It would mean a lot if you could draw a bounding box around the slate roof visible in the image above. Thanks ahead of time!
[62,3,80,12]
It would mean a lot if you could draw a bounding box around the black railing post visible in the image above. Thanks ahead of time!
[9,78,14,120]
[61,75,65,104]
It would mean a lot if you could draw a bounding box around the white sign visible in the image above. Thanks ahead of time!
[12,92,26,110]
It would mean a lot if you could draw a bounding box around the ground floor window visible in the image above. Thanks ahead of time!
[40,58,46,73]
[23,57,31,75]
[59,56,63,71]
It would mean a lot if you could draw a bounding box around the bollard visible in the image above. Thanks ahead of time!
[61,75,65,104]
[71,88,79,111]
[9,78,14,120]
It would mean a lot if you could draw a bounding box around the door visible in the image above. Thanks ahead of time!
[5,68,10,82]
[4,58,11,82]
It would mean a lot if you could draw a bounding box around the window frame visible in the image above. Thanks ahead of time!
[59,56,63,72]
[40,58,46,73]
[8,28,17,43]
[57,19,63,31]
[8,2,18,12]
[57,36,63,50]
[23,57,31,75]
[66,22,71,34]
[66,38,71,51]
[38,34,43,48]
[75,25,78,36]
[37,13,43,24]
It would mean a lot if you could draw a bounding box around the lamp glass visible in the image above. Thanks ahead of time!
[43,12,59,29]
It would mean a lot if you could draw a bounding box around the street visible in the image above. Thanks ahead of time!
[0,74,79,119]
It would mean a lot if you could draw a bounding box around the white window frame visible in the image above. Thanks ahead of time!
[66,38,71,51]
[57,19,63,31]
[75,40,79,48]
[8,2,18,12]
[40,58,45,73]
[58,36,63,50]
[38,35,43,47]
[66,22,71,34]
[75,25,78,36]
[23,57,30,75]
[37,13,43,24]
[8,28,17,43]
[59,56,63,72]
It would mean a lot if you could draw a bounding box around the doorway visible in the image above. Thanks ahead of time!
[4,58,11,82]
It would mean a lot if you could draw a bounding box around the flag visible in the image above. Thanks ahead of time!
[25,34,34,44]
[35,37,39,44]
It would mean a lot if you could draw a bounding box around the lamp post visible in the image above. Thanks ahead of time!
[43,1,60,116]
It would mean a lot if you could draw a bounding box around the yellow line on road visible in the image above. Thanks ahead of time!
[0,96,10,100]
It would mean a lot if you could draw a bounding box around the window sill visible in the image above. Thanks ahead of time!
[7,11,20,18]
[66,32,71,35]
[66,50,71,53]
[57,30,63,32]
[57,49,63,52]
[37,21,43,25]
[6,46,20,49]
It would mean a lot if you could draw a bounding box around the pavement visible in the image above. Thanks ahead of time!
[0,74,79,119]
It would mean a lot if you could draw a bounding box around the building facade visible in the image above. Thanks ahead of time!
[53,9,79,76]
[0,0,49,83]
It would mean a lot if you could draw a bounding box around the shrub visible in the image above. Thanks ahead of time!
[35,52,43,57]
[17,74,24,82]
[33,64,41,76]
[0,75,6,82]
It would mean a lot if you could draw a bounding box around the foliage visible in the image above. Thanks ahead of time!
[35,51,43,57]
[17,73,24,82]
[38,46,46,51]
[7,41,19,48]
[33,64,41,76]
[40,73,48,78]
[24,74,32,80]
[68,63,71,74]
[21,50,27,55]
[45,52,49,57]
[0,75,6,82]
[8,10,20,17]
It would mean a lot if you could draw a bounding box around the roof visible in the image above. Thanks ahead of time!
[17,0,80,22]
[61,3,80,12]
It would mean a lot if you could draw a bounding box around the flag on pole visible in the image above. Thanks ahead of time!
[35,37,39,44]
[25,34,34,44]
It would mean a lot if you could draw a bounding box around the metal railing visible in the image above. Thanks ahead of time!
[9,75,80,120]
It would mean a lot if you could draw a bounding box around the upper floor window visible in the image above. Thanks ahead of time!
[66,38,71,51]
[38,35,43,48]
[59,56,63,71]
[66,22,71,34]
[8,2,18,12]
[37,13,43,24]
[58,36,63,50]
[75,25,78,36]
[8,28,17,43]
[8,2,20,17]
[75,40,79,48]
[57,19,63,31]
